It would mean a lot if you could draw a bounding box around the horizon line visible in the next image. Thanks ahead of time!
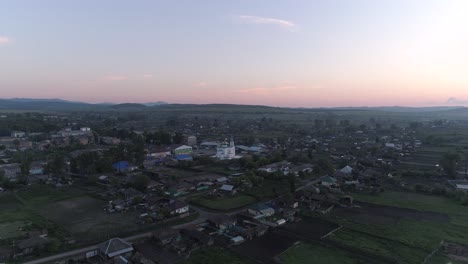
[0,97,465,109]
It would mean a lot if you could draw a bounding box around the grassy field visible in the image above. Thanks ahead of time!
[0,185,139,243]
[0,190,50,240]
[16,185,87,205]
[325,191,468,264]
[180,246,254,264]
[0,221,27,240]
[0,193,22,211]
[353,191,467,217]
[40,195,138,240]
[280,242,368,264]
[330,228,427,263]
[428,251,467,264]
[189,194,256,211]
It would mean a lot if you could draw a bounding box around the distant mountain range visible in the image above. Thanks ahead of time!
[326,106,464,112]
[0,98,169,111]
[0,98,465,113]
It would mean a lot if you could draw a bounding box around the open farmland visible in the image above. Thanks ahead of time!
[324,191,468,264]
[231,230,299,264]
[280,242,375,264]
[398,128,468,172]
[0,186,88,242]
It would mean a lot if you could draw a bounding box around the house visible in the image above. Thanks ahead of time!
[187,135,197,146]
[166,182,194,197]
[0,163,20,182]
[152,228,180,246]
[230,236,245,245]
[235,145,262,154]
[102,137,121,145]
[248,203,275,217]
[291,164,313,176]
[180,229,214,246]
[98,175,109,183]
[208,215,236,230]
[200,141,219,148]
[321,176,338,187]
[98,238,134,259]
[121,188,143,201]
[16,236,50,255]
[167,200,189,215]
[216,177,228,184]
[147,146,171,159]
[282,208,297,222]
[219,184,236,195]
[235,224,268,240]
[254,225,269,237]
[258,160,290,175]
[29,162,45,175]
[78,136,89,145]
[277,196,299,209]
[339,166,353,174]
[11,131,26,138]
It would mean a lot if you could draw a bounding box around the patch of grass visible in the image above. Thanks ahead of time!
[329,228,427,264]
[353,191,462,215]
[40,195,138,240]
[280,242,367,264]
[189,194,256,211]
[242,179,289,199]
[0,221,26,239]
[17,185,86,206]
[180,246,253,264]
[0,193,22,210]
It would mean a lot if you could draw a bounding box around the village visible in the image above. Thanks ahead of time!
[0,110,468,264]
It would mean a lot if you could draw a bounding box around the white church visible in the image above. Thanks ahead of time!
[216,136,237,160]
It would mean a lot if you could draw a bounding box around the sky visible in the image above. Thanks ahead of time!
[1,0,468,107]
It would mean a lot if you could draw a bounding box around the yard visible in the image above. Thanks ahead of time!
[189,194,256,211]
[280,242,369,264]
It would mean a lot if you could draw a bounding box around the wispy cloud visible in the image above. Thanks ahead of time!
[142,74,153,80]
[275,85,297,90]
[103,75,128,81]
[447,97,468,105]
[235,15,297,32]
[237,87,269,94]
[194,81,209,87]
[0,36,12,45]
[236,85,298,95]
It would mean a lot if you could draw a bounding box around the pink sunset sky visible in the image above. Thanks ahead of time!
[1,0,468,107]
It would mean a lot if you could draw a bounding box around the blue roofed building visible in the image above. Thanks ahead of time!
[112,161,129,172]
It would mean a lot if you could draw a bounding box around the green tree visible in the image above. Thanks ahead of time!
[440,152,461,179]
[317,158,335,175]
[133,174,150,191]
[47,154,66,175]
[288,173,296,193]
